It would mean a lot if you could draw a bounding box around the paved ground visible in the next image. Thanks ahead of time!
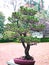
[0,42,49,65]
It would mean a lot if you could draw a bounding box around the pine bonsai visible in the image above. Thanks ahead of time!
[8,6,45,60]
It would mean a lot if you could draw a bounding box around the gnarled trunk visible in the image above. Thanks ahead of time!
[25,44,33,60]
[21,39,33,60]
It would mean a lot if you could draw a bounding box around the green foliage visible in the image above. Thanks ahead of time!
[24,36,40,43]
[6,6,45,43]
[40,38,49,42]
[0,33,3,39]
[17,27,29,34]
[3,31,17,40]
[8,12,20,23]
[19,15,39,25]
[8,12,21,27]
[18,36,40,44]
[0,12,5,33]
[8,16,18,23]
[32,24,45,31]
[37,24,45,29]
[4,23,18,32]
[12,12,21,19]
[20,6,37,15]
[8,17,13,22]
[0,38,14,43]
[14,38,20,43]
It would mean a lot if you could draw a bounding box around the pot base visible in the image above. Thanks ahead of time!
[14,57,35,65]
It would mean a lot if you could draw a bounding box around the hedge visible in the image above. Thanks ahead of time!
[0,38,49,43]
[40,38,49,42]
[0,39,14,43]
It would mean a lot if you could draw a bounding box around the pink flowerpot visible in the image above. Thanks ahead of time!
[14,58,35,65]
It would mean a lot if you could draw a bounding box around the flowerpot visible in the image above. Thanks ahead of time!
[14,58,35,65]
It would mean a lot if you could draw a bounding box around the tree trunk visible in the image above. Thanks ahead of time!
[21,40,33,60]
[25,44,33,60]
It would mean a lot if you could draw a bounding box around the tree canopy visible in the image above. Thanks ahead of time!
[8,6,45,43]
[0,12,5,33]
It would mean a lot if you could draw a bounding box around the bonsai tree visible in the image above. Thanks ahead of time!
[8,6,45,60]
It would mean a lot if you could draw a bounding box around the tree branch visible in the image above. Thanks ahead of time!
[30,42,37,46]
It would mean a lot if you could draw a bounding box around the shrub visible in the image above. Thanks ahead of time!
[40,38,49,42]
